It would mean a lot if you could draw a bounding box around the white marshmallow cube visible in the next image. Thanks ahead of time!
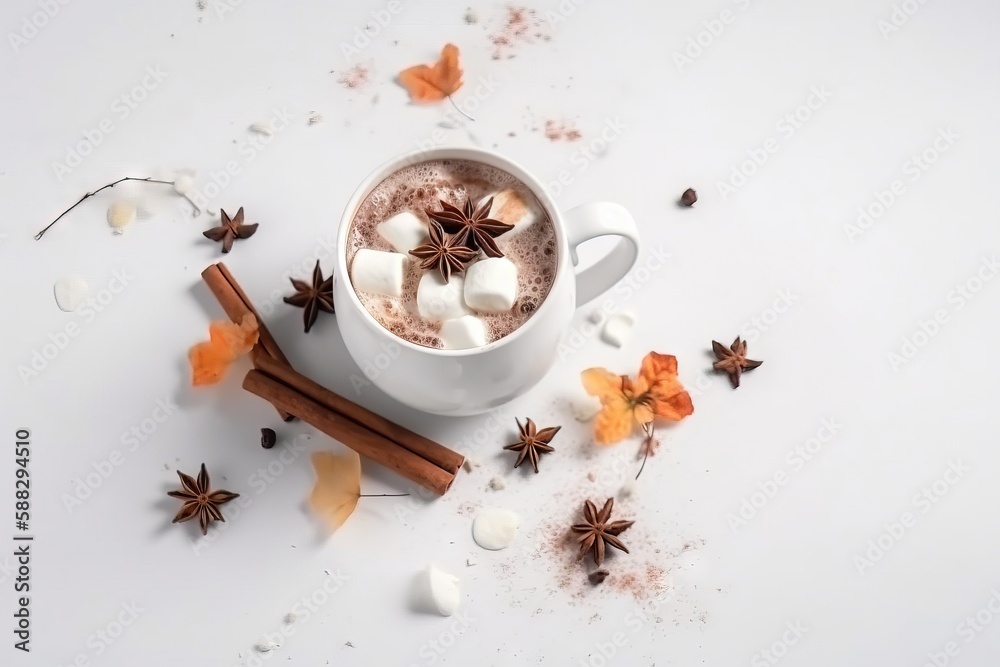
[440,315,487,350]
[350,249,408,297]
[601,312,636,348]
[377,210,427,253]
[484,188,542,234]
[464,257,518,312]
[412,565,461,617]
[417,272,471,321]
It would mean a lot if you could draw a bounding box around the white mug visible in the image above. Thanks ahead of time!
[334,146,639,416]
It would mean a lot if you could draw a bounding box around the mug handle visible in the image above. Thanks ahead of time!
[563,202,640,307]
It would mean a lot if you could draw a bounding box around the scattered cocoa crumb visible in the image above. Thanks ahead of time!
[307,112,323,126]
[464,9,478,24]
[507,131,516,137]
[586,471,596,482]
[337,64,371,90]
[544,120,582,142]
[488,6,549,60]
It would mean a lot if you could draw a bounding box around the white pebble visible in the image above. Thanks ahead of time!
[417,272,471,321]
[472,507,520,551]
[489,476,506,491]
[249,122,274,136]
[601,312,636,348]
[464,257,518,312]
[412,565,461,616]
[378,211,427,253]
[53,276,90,312]
[254,639,279,653]
[571,395,603,422]
[485,187,541,234]
[351,249,408,297]
[107,201,136,234]
[441,315,487,350]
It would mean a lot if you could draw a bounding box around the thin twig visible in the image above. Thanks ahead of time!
[635,423,656,480]
[448,95,475,122]
[34,176,174,240]
[359,493,410,497]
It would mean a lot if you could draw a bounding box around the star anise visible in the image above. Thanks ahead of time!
[202,206,259,253]
[408,220,478,282]
[283,260,334,333]
[426,196,514,258]
[711,336,763,388]
[167,463,239,535]
[571,498,634,567]
[503,418,560,473]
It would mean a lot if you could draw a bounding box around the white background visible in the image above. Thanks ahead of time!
[2,0,999,665]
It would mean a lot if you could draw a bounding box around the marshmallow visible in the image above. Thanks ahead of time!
[601,312,635,348]
[350,249,408,297]
[417,272,471,321]
[412,565,461,617]
[484,188,542,234]
[440,315,488,350]
[464,257,518,312]
[377,210,427,253]
[472,507,520,551]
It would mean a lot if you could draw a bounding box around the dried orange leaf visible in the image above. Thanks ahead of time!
[188,314,259,386]
[582,351,693,445]
[308,451,361,532]
[398,43,463,102]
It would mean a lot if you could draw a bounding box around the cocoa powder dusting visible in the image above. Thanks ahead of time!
[337,65,370,90]
[488,6,550,59]
[545,120,582,142]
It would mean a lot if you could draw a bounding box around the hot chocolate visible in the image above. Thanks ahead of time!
[346,159,557,349]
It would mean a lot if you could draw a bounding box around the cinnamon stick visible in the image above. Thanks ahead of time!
[243,370,456,495]
[252,348,464,474]
[201,263,293,421]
